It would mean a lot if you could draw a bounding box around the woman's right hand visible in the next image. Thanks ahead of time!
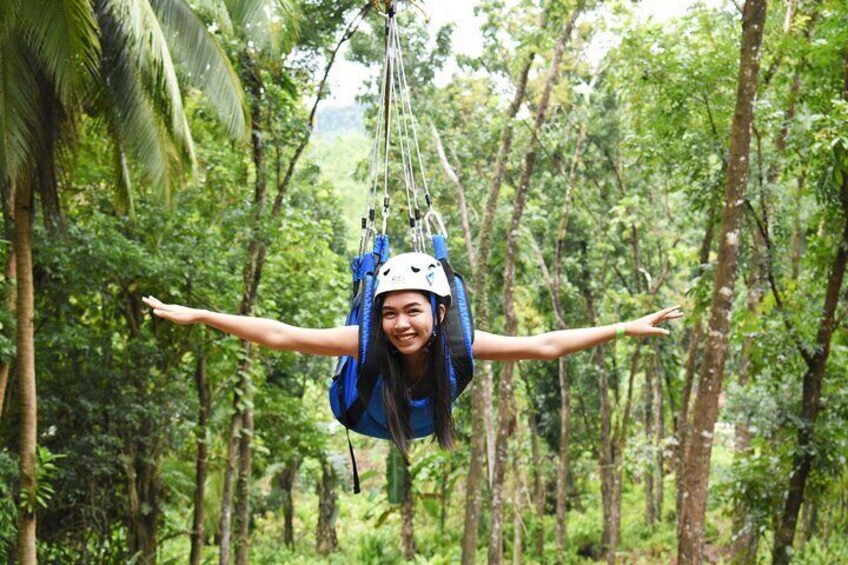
[143,296,204,325]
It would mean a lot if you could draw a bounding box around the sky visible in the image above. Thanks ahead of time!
[324,0,705,108]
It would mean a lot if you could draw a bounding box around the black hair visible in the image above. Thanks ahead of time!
[371,292,455,458]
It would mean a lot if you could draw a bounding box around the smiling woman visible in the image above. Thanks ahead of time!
[143,253,682,458]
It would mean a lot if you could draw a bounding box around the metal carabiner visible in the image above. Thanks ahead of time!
[423,209,448,240]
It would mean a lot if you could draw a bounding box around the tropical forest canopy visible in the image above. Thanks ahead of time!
[1,0,847,563]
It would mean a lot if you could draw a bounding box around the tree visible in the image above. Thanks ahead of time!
[0,1,247,561]
[677,1,768,562]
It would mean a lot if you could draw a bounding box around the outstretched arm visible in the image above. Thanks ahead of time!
[143,296,358,358]
[472,305,683,362]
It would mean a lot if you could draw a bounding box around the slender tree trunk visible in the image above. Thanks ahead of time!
[512,446,523,565]
[218,403,242,565]
[555,356,570,558]
[235,376,255,565]
[583,269,617,559]
[0,177,16,420]
[772,59,848,562]
[604,348,641,565]
[488,11,579,563]
[675,201,717,522]
[654,351,665,522]
[124,438,161,565]
[730,243,764,565]
[316,459,338,555]
[401,457,417,560]
[462,28,538,565]
[439,461,449,535]
[15,177,36,565]
[528,407,545,558]
[220,51,266,565]
[190,354,210,565]
[645,355,656,528]
[217,14,361,558]
[790,172,805,280]
[678,1,768,562]
[552,103,587,562]
[279,459,299,549]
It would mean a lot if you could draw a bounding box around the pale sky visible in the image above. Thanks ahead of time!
[324,0,706,107]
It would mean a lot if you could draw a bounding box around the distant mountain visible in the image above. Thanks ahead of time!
[314,104,366,139]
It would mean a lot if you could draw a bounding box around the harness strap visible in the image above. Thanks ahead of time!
[335,364,361,494]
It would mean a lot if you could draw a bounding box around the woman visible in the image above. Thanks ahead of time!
[143,252,682,455]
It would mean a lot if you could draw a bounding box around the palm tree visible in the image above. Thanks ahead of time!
[0,1,251,562]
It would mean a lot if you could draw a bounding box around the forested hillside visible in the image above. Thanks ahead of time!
[2,1,847,564]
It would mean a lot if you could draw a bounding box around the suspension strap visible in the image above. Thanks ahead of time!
[358,0,448,255]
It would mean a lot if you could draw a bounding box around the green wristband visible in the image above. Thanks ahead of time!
[615,325,626,340]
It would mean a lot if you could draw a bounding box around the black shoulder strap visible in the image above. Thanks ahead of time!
[440,261,475,394]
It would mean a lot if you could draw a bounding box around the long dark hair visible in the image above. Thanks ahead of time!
[371,292,455,457]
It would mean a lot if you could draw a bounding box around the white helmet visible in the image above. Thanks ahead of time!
[374,252,451,304]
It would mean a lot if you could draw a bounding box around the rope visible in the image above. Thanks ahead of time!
[357,0,447,256]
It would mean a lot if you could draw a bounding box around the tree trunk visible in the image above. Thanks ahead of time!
[675,200,717,519]
[528,407,545,558]
[216,14,361,558]
[234,54,268,565]
[772,74,848,565]
[488,11,579,563]
[654,351,665,522]
[583,269,618,560]
[730,242,764,565]
[555,356,570,558]
[0,177,16,421]
[439,461,449,535]
[677,1,767,562]
[235,376,255,565]
[190,354,210,565]
[512,447,523,565]
[125,443,161,565]
[316,459,338,555]
[462,26,538,564]
[278,459,299,549]
[218,404,243,565]
[401,458,417,560]
[645,354,656,528]
[219,50,266,565]
[15,177,36,565]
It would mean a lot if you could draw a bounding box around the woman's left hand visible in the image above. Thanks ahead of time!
[624,305,684,337]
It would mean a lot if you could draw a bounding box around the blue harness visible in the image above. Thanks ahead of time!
[329,234,475,492]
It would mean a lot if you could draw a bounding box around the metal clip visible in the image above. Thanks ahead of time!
[423,209,447,239]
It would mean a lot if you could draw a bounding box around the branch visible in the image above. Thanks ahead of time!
[431,123,477,268]
[271,2,371,217]
[743,200,814,367]
[524,227,566,328]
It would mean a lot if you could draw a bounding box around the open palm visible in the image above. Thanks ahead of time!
[625,305,684,337]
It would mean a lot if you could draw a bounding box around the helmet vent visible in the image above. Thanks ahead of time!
[382,268,391,276]
[410,266,421,273]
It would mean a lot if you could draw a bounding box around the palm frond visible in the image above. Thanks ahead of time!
[150,0,248,140]
[226,0,300,55]
[0,32,41,183]
[192,0,234,35]
[96,1,182,201]
[106,0,196,172]
[18,0,100,106]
